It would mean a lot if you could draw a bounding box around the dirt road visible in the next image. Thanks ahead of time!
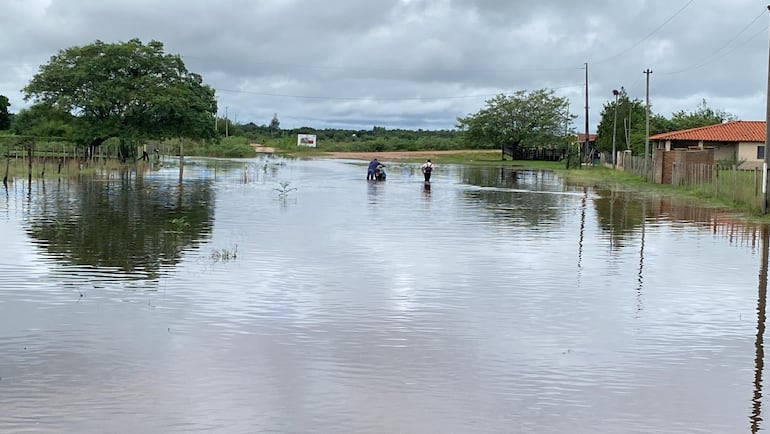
[316,149,499,161]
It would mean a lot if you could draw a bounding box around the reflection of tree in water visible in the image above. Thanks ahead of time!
[460,166,565,227]
[27,171,214,279]
[592,189,646,249]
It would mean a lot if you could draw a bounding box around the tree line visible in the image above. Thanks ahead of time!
[0,38,735,161]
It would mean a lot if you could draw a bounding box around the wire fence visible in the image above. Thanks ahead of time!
[612,152,764,214]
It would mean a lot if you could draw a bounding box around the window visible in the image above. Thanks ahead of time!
[759,146,765,160]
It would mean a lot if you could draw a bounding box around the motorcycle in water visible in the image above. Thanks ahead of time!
[373,164,386,181]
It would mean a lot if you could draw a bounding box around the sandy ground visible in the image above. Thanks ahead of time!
[315,149,499,161]
[250,143,499,161]
[250,143,276,153]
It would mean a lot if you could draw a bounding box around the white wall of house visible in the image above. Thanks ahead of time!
[712,143,737,163]
[737,141,764,169]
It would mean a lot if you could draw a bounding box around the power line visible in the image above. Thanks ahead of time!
[594,0,695,64]
[660,8,767,75]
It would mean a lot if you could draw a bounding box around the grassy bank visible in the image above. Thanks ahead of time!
[558,165,768,219]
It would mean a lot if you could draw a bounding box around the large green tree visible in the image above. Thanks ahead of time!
[22,39,217,153]
[668,99,735,131]
[594,88,669,156]
[0,95,10,130]
[456,89,574,152]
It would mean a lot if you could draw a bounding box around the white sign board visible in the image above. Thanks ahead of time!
[297,134,317,147]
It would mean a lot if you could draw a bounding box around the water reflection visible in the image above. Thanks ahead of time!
[753,225,769,433]
[4,158,770,433]
[367,180,382,204]
[24,169,214,279]
[458,167,576,227]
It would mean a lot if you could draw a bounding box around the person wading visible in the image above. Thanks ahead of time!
[420,159,434,182]
[367,158,379,180]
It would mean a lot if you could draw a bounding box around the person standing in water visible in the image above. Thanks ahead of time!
[367,158,379,180]
[420,159,434,182]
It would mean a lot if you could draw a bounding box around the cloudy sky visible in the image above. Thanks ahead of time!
[2,0,769,133]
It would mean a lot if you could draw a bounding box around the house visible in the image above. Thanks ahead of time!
[577,133,597,145]
[649,120,765,169]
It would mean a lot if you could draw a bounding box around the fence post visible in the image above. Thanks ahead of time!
[757,167,760,197]
[733,165,737,203]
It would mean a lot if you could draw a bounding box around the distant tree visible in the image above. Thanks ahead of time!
[594,88,651,156]
[270,113,280,137]
[0,95,10,130]
[595,94,736,158]
[668,99,735,131]
[456,89,574,153]
[11,103,75,138]
[23,39,217,155]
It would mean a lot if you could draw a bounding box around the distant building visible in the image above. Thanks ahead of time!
[649,121,765,169]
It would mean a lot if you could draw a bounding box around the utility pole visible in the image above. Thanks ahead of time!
[612,89,619,168]
[584,62,589,167]
[762,5,770,214]
[644,68,653,179]
[225,106,229,138]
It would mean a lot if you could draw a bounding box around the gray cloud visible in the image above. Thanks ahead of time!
[1,0,767,132]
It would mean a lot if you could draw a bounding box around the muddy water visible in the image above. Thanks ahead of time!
[0,157,767,433]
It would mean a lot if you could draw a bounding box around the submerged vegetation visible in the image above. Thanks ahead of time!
[210,245,238,262]
[274,181,297,198]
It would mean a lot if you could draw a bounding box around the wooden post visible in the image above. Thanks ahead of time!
[757,167,760,197]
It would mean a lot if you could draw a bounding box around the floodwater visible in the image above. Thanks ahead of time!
[0,156,768,433]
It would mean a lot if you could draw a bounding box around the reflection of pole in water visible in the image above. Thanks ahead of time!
[636,202,646,312]
[751,224,769,433]
[609,189,614,250]
[578,187,587,270]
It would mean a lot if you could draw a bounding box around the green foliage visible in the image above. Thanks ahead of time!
[0,95,10,130]
[260,126,463,153]
[11,104,75,139]
[181,136,255,158]
[669,99,735,130]
[455,89,574,153]
[23,39,217,148]
[594,88,650,156]
[595,93,736,157]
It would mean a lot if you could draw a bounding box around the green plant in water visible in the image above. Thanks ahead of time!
[210,244,238,262]
[170,216,191,229]
[274,181,297,198]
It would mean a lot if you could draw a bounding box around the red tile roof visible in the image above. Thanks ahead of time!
[649,120,765,143]
[577,133,596,142]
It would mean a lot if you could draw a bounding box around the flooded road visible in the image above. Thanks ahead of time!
[0,156,767,433]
